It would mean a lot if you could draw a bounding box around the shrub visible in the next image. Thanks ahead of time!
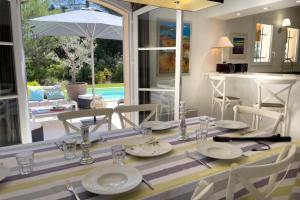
[27,81,40,86]
[96,68,112,83]
[111,62,123,83]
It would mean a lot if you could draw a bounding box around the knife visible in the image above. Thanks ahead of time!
[213,134,291,142]
[142,177,154,190]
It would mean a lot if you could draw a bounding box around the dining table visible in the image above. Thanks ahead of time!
[0,117,299,200]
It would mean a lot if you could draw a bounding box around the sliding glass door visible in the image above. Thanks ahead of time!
[133,6,183,123]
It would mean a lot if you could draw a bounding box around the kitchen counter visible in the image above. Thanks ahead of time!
[207,72,300,80]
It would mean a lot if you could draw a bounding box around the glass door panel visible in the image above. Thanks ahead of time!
[0,0,13,42]
[138,50,176,89]
[0,99,20,146]
[137,8,177,121]
[139,91,174,122]
[138,8,176,48]
[0,46,17,96]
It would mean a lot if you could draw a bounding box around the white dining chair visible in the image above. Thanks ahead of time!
[226,144,296,200]
[233,105,283,135]
[191,180,214,200]
[114,104,160,128]
[254,78,296,136]
[57,108,114,134]
[210,75,241,120]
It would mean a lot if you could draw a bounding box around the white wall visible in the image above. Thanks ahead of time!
[181,11,227,116]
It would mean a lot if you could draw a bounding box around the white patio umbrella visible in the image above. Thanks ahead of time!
[29,8,123,100]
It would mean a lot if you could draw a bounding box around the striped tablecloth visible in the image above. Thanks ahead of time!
[0,117,299,200]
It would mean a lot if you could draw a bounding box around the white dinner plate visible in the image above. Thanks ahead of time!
[141,121,172,131]
[82,165,142,195]
[0,164,10,181]
[215,120,249,130]
[197,141,243,159]
[126,141,173,157]
[59,132,99,144]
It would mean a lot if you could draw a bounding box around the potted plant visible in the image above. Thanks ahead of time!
[60,37,91,101]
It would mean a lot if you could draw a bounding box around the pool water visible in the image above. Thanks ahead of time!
[87,87,124,100]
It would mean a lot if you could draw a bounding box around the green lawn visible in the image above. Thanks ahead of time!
[87,83,124,88]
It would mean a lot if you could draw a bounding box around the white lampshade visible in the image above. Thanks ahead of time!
[215,36,234,48]
[282,18,291,27]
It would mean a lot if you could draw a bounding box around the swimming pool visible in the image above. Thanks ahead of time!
[87,87,124,100]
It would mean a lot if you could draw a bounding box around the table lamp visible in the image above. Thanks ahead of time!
[215,36,233,63]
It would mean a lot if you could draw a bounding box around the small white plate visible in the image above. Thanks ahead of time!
[59,132,99,144]
[126,141,173,157]
[141,121,172,131]
[215,120,249,130]
[197,141,242,159]
[82,165,142,195]
[0,164,10,181]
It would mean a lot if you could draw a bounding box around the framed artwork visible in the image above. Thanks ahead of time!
[157,20,191,75]
[229,33,248,59]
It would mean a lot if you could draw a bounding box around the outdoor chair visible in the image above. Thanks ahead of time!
[114,104,160,128]
[226,144,296,200]
[57,108,114,134]
[191,180,214,200]
[233,105,283,135]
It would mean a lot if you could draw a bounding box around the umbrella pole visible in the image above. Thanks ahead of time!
[90,38,96,100]
[90,38,96,124]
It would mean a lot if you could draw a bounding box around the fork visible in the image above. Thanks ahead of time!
[185,151,211,169]
[55,142,63,151]
[65,181,80,200]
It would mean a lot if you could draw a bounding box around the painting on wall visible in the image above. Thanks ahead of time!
[158,20,191,75]
[229,33,248,59]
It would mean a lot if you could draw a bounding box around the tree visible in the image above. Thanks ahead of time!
[59,37,92,83]
[22,0,63,85]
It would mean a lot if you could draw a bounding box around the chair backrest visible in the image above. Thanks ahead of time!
[191,180,214,200]
[209,75,226,101]
[114,104,160,128]
[255,78,296,110]
[57,108,114,134]
[233,105,283,134]
[226,144,296,200]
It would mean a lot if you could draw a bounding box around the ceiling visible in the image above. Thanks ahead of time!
[203,0,300,20]
[121,0,224,12]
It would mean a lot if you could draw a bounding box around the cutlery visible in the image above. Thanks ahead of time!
[55,142,63,151]
[65,181,80,200]
[185,151,211,169]
[239,128,256,135]
[142,177,154,190]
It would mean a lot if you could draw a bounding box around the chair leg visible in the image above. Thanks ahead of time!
[210,101,215,117]
[221,102,225,120]
[255,115,260,130]
[281,116,286,136]
[252,114,256,129]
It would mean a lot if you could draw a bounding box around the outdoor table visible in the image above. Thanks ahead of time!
[0,117,299,200]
